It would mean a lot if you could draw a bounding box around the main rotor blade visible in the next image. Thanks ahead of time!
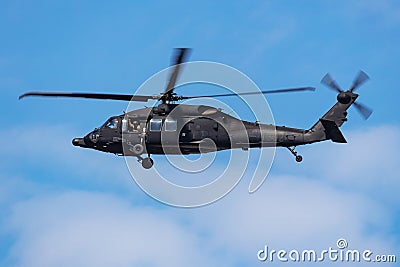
[164,48,191,96]
[19,92,159,102]
[349,70,369,92]
[353,101,373,120]
[181,87,315,99]
[321,73,343,93]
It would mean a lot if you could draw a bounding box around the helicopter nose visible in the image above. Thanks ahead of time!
[72,138,87,147]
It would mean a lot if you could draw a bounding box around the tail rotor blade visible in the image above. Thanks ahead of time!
[354,101,373,120]
[349,70,369,92]
[321,73,343,93]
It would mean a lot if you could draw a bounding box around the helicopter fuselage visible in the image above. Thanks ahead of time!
[72,103,313,157]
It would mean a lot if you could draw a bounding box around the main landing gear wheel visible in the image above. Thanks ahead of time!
[287,146,303,163]
[141,157,154,169]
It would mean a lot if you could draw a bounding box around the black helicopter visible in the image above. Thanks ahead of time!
[19,48,372,169]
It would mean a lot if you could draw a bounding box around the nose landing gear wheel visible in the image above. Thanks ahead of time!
[141,157,154,169]
[295,155,303,162]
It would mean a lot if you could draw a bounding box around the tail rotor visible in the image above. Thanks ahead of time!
[321,70,373,120]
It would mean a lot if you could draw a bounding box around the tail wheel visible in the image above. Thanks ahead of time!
[287,146,303,163]
[295,155,303,162]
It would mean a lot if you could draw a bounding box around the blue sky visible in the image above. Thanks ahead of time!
[1,1,399,266]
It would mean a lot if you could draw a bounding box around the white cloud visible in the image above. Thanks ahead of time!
[188,175,396,263]
[4,175,397,266]
[297,125,400,205]
[5,191,219,267]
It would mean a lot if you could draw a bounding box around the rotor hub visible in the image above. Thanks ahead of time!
[337,92,352,104]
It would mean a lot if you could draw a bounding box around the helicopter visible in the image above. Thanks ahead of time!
[19,48,372,169]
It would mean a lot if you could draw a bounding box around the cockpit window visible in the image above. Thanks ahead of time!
[105,118,119,129]
[164,119,177,131]
[149,118,162,131]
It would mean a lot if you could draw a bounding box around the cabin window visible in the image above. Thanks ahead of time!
[127,118,142,132]
[105,118,119,129]
[149,118,162,131]
[164,119,177,131]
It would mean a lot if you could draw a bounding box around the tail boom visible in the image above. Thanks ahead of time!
[306,91,359,144]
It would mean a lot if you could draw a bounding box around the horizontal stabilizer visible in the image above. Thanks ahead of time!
[320,119,347,143]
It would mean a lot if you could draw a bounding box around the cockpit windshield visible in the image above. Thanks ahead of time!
[105,118,119,129]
